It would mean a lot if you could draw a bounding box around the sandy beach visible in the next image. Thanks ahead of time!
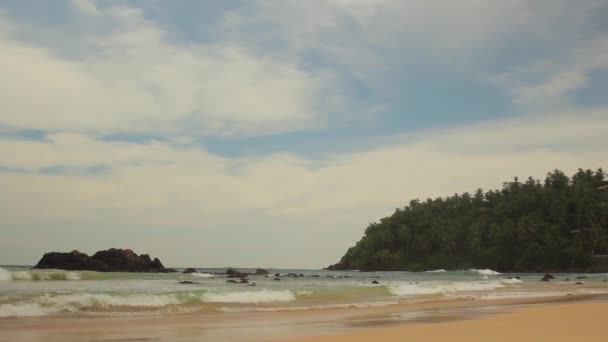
[272,301,608,342]
[1,295,606,342]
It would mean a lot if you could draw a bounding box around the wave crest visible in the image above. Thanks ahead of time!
[202,290,296,304]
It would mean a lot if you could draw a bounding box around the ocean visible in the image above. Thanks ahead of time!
[2,266,608,318]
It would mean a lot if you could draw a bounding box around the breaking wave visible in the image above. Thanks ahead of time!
[0,268,11,281]
[426,269,447,273]
[388,279,518,297]
[0,268,81,281]
[202,290,297,304]
[191,273,215,279]
[0,293,183,318]
[470,269,501,276]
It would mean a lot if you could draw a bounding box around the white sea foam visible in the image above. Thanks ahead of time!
[472,291,571,300]
[388,281,509,296]
[2,269,82,281]
[0,293,183,318]
[295,290,313,296]
[202,290,296,304]
[426,269,447,273]
[218,300,400,313]
[38,293,181,309]
[0,303,56,317]
[0,268,13,281]
[470,269,501,276]
[11,271,33,280]
[191,273,215,278]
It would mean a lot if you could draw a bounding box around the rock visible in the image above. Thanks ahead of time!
[254,268,269,275]
[183,268,197,274]
[226,268,248,278]
[575,282,584,285]
[248,282,257,286]
[299,273,305,277]
[576,276,588,279]
[311,274,320,278]
[226,279,238,283]
[239,278,249,284]
[33,248,172,273]
[179,281,195,284]
[371,280,380,284]
[273,277,281,281]
[564,278,570,281]
[540,273,555,281]
[275,273,281,277]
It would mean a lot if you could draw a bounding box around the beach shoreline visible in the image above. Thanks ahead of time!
[1,293,606,342]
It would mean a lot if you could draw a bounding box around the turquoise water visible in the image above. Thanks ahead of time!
[2,266,608,318]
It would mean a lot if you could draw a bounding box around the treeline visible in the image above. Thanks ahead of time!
[329,169,608,272]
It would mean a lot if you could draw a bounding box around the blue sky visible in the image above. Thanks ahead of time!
[0,0,607,267]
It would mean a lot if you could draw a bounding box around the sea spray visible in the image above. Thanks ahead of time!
[0,268,12,281]
[388,280,517,297]
[202,290,297,304]
[191,273,215,279]
[470,269,501,276]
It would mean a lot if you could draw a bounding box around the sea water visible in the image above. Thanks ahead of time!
[1,266,607,318]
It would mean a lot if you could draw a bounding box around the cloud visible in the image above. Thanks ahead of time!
[0,2,333,137]
[0,111,606,267]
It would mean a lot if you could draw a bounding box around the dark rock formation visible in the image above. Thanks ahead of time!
[226,268,249,278]
[540,273,555,281]
[575,282,584,285]
[226,279,238,283]
[576,276,588,279]
[273,277,281,281]
[33,248,175,273]
[183,268,197,274]
[254,268,269,275]
[179,281,195,284]
[239,278,249,284]
[371,280,380,284]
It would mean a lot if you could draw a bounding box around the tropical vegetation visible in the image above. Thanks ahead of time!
[329,169,608,272]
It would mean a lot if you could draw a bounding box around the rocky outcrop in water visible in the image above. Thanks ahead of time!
[254,268,269,275]
[33,248,176,273]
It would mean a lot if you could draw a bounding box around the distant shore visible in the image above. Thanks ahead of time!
[1,294,606,342]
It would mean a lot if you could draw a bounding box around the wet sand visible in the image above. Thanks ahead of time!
[0,295,606,342]
[271,300,608,342]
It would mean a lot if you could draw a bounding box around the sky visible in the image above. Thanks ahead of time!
[0,0,607,268]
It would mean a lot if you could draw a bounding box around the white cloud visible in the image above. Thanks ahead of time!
[0,111,606,267]
[0,3,332,136]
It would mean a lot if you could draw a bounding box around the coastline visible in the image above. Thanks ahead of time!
[1,293,606,342]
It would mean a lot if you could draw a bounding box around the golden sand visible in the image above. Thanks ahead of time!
[271,301,608,342]
[0,298,606,342]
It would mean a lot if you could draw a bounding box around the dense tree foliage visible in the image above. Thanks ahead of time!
[329,169,608,272]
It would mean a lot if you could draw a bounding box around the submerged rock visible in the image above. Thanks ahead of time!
[226,268,249,278]
[183,268,197,274]
[540,273,555,281]
[33,248,174,273]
